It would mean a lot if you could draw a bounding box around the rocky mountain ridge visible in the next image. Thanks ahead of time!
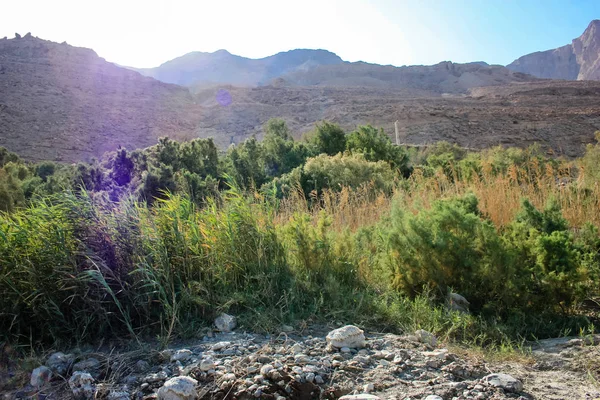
[134,48,536,94]
[507,19,600,80]
[0,34,201,161]
[132,49,344,87]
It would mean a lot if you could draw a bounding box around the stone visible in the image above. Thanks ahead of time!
[212,341,231,351]
[108,391,130,400]
[326,325,366,349]
[171,349,193,362]
[145,371,169,383]
[315,375,325,384]
[449,292,470,313]
[260,364,274,377]
[424,396,443,400]
[30,366,52,387]
[281,325,294,332]
[481,373,523,393]
[415,330,437,346]
[214,313,237,332]
[200,358,215,372]
[158,376,198,400]
[364,383,375,393]
[47,352,74,375]
[339,395,381,400]
[68,371,96,400]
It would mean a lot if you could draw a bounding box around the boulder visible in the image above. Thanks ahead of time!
[481,373,523,393]
[68,371,96,400]
[157,376,198,400]
[47,352,74,375]
[30,366,52,387]
[214,313,237,332]
[339,395,380,400]
[326,325,365,349]
[448,292,470,313]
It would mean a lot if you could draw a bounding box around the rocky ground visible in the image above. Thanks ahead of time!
[4,320,600,400]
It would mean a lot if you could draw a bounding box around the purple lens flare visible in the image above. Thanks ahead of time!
[216,89,232,106]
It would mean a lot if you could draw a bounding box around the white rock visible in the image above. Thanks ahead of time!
[294,354,311,364]
[68,371,96,400]
[260,364,274,377]
[212,341,231,351]
[481,373,523,393]
[214,313,237,332]
[30,366,52,387]
[290,343,303,354]
[339,395,381,400]
[305,372,315,382]
[158,376,198,400]
[449,292,470,313]
[200,357,215,372]
[364,383,375,393]
[281,325,294,332]
[340,347,352,353]
[171,349,193,362]
[315,375,325,384]
[415,329,437,346]
[326,325,366,349]
[424,396,443,400]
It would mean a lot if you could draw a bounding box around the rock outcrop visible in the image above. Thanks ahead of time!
[508,20,600,80]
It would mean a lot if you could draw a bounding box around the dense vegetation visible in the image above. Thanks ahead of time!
[1,120,599,349]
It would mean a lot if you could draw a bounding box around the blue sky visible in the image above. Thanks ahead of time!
[0,0,597,68]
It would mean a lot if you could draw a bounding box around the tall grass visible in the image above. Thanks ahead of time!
[0,161,598,348]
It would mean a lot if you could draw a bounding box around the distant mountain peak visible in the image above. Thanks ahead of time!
[507,19,600,81]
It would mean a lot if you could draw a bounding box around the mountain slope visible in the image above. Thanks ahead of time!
[507,20,600,80]
[279,61,535,93]
[0,34,202,162]
[133,49,344,87]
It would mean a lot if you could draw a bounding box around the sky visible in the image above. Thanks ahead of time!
[1,0,598,68]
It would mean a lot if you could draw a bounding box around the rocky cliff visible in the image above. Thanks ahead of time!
[507,20,600,80]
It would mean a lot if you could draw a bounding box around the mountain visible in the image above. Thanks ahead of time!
[0,34,202,162]
[1,34,599,163]
[133,49,344,87]
[507,20,600,80]
[135,48,535,94]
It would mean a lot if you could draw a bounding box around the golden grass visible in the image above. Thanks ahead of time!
[274,161,600,231]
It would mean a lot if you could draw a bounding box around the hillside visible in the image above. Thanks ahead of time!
[0,34,202,162]
[507,20,600,80]
[192,81,600,157]
[279,60,535,93]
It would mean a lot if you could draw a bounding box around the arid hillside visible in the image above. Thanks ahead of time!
[0,34,202,162]
[193,81,600,157]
